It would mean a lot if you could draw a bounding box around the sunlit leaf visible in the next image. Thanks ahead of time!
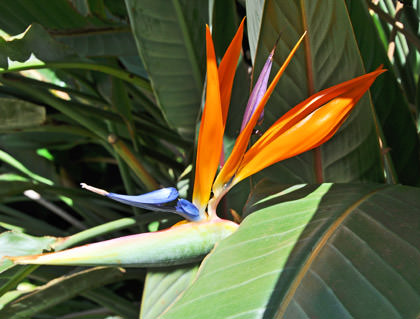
[162,182,420,318]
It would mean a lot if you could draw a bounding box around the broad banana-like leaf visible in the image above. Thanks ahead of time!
[161,182,420,318]
[346,0,420,186]
[8,220,238,267]
[124,0,207,138]
[246,0,384,184]
[140,264,199,319]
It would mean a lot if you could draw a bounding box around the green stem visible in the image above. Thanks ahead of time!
[52,212,180,251]
[107,122,142,218]
[3,73,107,106]
[0,265,39,297]
[111,138,159,191]
[1,61,151,91]
[126,83,166,124]
[52,217,138,251]
[368,1,420,53]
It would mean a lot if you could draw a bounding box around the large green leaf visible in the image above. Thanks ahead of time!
[162,182,420,318]
[124,0,207,138]
[246,0,384,183]
[140,264,199,319]
[346,0,420,186]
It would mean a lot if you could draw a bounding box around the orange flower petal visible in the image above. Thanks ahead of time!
[192,26,224,213]
[233,67,385,184]
[218,18,245,127]
[212,32,307,195]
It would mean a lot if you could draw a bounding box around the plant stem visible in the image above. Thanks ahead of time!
[0,61,152,91]
[368,0,420,53]
[0,265,39,297]
[110,136,159,190]
[52,217,139,251]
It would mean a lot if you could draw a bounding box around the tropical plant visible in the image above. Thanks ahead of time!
[1,1,420,318]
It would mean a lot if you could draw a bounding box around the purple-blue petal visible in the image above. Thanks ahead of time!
[175,199,201,221]
[240,49,274,132]
[105,188,203,222]
[107,187,178,206]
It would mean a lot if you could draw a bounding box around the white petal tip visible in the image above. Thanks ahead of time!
[80,183,109,196]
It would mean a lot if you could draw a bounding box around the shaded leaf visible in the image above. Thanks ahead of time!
[124,0,207,137]
[0,0,106,35]
[162,182,420,318]
[53,28,139,58]
[0,98,45,130]
[83,287,139,319]
[0,266,127,319]
[346,0,420,186]
[210,0,240,58]
[0,24,72,69]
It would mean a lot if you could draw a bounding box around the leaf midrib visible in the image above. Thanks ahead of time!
[274,185,387,317]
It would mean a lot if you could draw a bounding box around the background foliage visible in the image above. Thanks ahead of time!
[0,0,420,318]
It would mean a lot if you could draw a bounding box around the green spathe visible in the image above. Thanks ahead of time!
[8,219,238,267]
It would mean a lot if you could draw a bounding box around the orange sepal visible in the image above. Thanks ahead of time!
[192,26,224,213]
[233,67,386,184]
[218,18,245,127]
[212,32,307,195]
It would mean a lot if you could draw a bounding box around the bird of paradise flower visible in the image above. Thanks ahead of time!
[8,19,385,267]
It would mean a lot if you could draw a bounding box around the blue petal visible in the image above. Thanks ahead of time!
[175,199,201,221]
[105,188,203,222]
[107,187,178,206]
